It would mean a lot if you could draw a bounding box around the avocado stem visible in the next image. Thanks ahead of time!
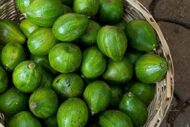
[128,92,133,96]
[28,63,35,69]
[30,102,37,109]
[91,112,95,115]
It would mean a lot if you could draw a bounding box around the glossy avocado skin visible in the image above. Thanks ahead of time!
[52,73,84,98]
[29,88,59,118]
[13,61,42,93]
[129,82,155,106]
[119,92,148,127]
[0,19,25,44]
[97,25,127,61]
[20,19,39,37]
[126,20,157,51]
[8,111,42,127]
[53,13,89,42]
[81,46,106,79]
[27,28,57,56]
[48,43,82,73]
[83,80,111,114]
[1,42,26,71]
[16,0,34,13]
[26,0,64,27]
[135,54,168,83]
[80,20,101,46]
[57,98,89,127]
[103,58,133,84]
[99,110,133,127]
[99,0,124,24]
[0,88,28,115]
[74,0,99,16]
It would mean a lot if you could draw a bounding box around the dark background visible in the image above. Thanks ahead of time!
[139,0,190,126]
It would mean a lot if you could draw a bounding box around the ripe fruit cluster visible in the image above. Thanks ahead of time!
[0,0,168,127]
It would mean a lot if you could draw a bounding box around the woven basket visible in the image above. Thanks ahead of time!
[0,0,174,126]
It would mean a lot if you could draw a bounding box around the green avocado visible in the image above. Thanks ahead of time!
[48,43,82,73]
[99,0,124,24]
[57,98,89,127]
[135,54,168,83]
[81,46,106,79]
[53,13,89,42]
[73,0,99,16]
[103,58,133,84]
[28,28,57,56]
[119,92,148,127]
[13,60,42,93]
[99,110,133,127]
[1,42,26,71]
[52,73,84,98]
[20,19,39,37]
[83,80,111,114]
[129,82,155,105]
[16,0,34,13]
[29,88,59,118]
[0,88,28,115]
[8,111,42,127]
[0,19,25,44]
[97,25,127,61]
[126,20,157,51]
[26,0,64,27]
[80,20,101,46]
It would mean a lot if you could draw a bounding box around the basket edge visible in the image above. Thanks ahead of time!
[125,0,175,126]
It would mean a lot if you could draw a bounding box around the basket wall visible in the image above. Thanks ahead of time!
[0,0,174,127]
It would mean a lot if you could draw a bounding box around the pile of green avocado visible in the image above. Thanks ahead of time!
[0,0,168,127]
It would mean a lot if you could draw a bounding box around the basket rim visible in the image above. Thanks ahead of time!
[124,0,174,126]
